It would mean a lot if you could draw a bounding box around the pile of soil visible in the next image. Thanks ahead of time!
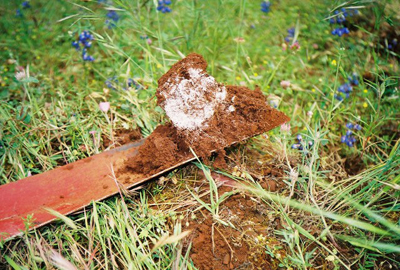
[181,172,287,270]
[125,53,289,177]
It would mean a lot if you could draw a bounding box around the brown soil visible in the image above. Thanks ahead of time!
[102,129,142,148]
[124,53,289,177]
[181,172,286,270]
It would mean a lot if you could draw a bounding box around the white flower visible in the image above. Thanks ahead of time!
[99,102,110,113]
[15,70,26,81]
[280,123,291,132]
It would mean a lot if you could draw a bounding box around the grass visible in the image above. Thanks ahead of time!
[1,0,400,269]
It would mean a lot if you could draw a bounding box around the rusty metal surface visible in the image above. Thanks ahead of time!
[0,139,195,241]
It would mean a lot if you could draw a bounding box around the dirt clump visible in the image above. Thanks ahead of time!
[125,53,289,177]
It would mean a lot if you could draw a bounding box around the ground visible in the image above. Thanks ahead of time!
[0,0,400,269]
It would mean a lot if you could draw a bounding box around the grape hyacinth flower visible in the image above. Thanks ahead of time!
[72,31,95,62]
[157,0,172,13]
[261,1,271,13]
[341,122,361,147]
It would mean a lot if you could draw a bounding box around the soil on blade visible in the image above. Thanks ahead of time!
[123,53,289,178]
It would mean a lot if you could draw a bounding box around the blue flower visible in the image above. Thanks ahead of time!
[157,0,172,13]
[106,10,119,28]
[348,74,359,86]
[335,94,343,101]
[82,40,92,48]
[261,1,271,13]
[79,31,93,43]
[72,41,80,50]
[22,1,31,9]
[329,8,358,37]
[72,31,95,62]
[291,134,313,152]
[332,27,349,37]
[16,9,22,17]
[127,78,142,90]
[291,143,301,149]
[82,48,95,62]
[336,82,353,100]
[341,132,356,147]
[387,39,398,51]
[287,28,295,37]
[106,10,119,21]
[338,83,352,94]
[105,77,118,90]
[284,27,296,43]
[341,122,361,147]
